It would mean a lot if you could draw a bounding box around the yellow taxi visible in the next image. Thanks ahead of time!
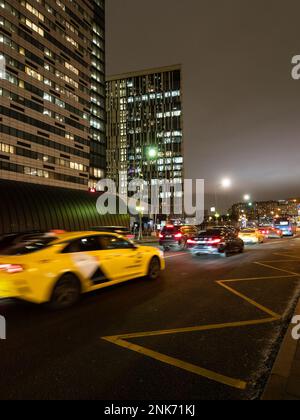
[238,228,265,245]
[0,232,165,309]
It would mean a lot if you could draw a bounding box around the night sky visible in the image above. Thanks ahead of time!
[106,0,300,211]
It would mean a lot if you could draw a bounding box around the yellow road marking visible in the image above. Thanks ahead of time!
[103,337,247,390]
[219,274,298,283]
[102,253,300,391]
[165,253,188,259]
[260,259,300,263]
[217,281,281,319]
[254,261,300,276]
[104,317,278,341]
[273,253,300,259]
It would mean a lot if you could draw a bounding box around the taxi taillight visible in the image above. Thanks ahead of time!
[0,264,24,274]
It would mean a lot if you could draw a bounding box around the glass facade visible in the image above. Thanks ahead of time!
[0,0,106,190]
[106,66,184,206]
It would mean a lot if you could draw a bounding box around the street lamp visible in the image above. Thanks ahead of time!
[244,194,251,202]
[146,146,159,230]
[214,178,232,217]
[136,204,145,241]
[221,178,232,189]
[147,147,158,159]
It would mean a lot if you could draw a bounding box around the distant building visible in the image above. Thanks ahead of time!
[0,0,106,190]
[106,65,184,217]
[231,199,300,222]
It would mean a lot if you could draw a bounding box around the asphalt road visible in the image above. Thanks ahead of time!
[1,237,300,400]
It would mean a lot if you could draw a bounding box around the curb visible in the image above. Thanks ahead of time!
[262,299,300,400]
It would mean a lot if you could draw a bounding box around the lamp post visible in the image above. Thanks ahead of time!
[146,146,158,230]
[214,178,232,217]
[136,204,145,241]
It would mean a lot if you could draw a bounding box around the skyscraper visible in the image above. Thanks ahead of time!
[106,65,184,215]
[0,0,106,190]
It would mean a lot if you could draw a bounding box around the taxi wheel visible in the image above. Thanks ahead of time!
[147,257,161,281]
[49,274,81,310]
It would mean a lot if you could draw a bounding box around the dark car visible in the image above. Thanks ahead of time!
[187,228,244,257]
[90,226,135,241]
[159,225,199,251]
[215,225,240,235]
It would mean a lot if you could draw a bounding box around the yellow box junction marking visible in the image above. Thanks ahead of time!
[102,254,300,391]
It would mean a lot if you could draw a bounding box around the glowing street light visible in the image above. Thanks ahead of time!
[244,194,251,202]
[221,178,232,189]
[136,205,145,213]
[214,178,232,215]
[147,146,158,159]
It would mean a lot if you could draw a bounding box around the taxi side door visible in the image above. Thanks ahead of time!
[97,235,144,282]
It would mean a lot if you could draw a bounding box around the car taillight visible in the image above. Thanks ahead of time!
[159,234,164,239]
[187,239,197,245]
[174,233,183,239]
[0,264,24,274]
[277,230,281,235]
[208,238,222,245]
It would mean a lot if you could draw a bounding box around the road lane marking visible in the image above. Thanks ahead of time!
[103,337,247,390]
[254,261,300,277]
[102,252,300,391]
[273,252,300,259]
[219,275,298,283]
[257,260,300,264]
[103,318,278,341]
[217,281,281,319]
[165,253,188,259]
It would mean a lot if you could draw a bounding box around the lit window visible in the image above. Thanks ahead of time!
[25,18,44,36]
[25,66,43,81]
[22,2,44,22]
